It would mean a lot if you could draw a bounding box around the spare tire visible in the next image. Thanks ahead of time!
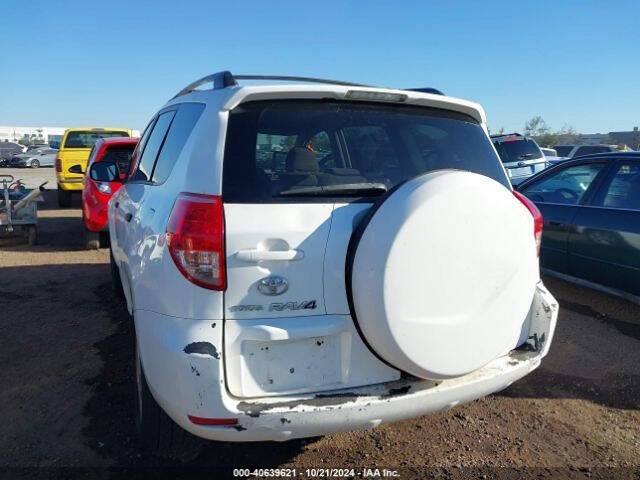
[348,170,538,380]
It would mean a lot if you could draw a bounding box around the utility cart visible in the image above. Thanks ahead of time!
[0,175,47,245]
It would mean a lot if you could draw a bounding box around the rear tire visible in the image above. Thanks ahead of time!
[85,230,100,250]
[110,247,125,299]
[30,159,40,168]
[135,339,202,461]
[57,187,72,208]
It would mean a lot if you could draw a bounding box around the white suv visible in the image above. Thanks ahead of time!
[109,71,558,457]
[554,144,618,158]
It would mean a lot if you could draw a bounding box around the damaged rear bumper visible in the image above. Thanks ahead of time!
[135,281,558,442]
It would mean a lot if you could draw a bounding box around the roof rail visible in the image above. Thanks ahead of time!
[233,75,367,87]
[172,71,238,99]
[404,87,445,96]
[172,71,368,99]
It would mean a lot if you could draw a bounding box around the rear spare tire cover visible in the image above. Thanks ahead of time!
[350,170,538,380]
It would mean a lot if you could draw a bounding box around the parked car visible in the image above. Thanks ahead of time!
[0,141,26,167]
[545,155,570,166]
[79,137,138,249]
[540,147,557,157]
[9,147,58,168]
[56,127,135,207]
[109,71,558,458]
[25,143,50,152]
[490,133,547,185]
[553,144,618,158]
[517,152,640,303]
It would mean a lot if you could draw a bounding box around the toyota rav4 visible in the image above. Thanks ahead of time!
[108,71,558,458]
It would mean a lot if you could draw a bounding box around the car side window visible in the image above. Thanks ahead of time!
[133,110,176,182]
[522,163,605,205]
[128,118,156,179]
[597,162,640,211]
[151,103,205,184]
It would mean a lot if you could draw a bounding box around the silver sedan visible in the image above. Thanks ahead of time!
[9,148,58,168]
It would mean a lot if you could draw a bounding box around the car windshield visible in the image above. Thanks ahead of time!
[554,146,574,157]
[64,131,129,148]
[492,137,543,163]
[223,100,509,202]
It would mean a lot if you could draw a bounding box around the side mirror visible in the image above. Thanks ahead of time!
[89,162,118,183]
[68,164,84,174]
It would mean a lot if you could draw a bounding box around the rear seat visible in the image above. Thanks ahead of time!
[274,147,319,192]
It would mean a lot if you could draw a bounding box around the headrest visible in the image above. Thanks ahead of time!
[285,147,318,172]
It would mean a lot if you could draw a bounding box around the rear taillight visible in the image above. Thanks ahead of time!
[166,193,225,290]
[513,191,543,256]
[55,157,61,172]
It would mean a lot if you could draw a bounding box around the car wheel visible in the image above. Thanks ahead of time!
[85,229,100,250]
[0,157,8,168]
[110,247,125,299]
[57,187,72,208]
[30,159,40,169]
[135,338,202,461]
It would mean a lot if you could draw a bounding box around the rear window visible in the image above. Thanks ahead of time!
[64,131,129,149]
[574,145,611,156]
[554,146,574,157]
[223,100,509,202]
[492,137,543,163]
[102,145,136,175]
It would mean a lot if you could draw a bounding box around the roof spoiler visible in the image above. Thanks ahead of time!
[490,133,524,139]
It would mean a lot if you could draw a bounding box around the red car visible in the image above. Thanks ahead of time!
[81,137,138,249]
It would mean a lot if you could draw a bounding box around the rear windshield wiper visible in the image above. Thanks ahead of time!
[277,182,388,197]
[517,153,535,159]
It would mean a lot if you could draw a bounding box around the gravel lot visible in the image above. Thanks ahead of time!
[0,166,57,190]
[1,170,639,479]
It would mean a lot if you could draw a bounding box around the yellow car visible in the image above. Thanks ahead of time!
[56,127,135,207]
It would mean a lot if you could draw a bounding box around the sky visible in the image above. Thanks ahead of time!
[1,0,638,134]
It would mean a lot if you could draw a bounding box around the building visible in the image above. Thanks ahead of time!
[0,126,67,146]
[609,127,640,150]
[580,133,609,145]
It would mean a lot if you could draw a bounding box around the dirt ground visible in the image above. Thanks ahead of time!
[0,182,639,480]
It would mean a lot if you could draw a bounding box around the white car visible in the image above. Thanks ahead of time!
[490,133,548,185]
[109,71,558,458]
[554,144,618,158]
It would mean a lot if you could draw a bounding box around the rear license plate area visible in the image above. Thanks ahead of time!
[242,335,343,394]
[508,166,533,177]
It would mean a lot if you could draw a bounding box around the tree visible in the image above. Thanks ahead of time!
[522,118,582,148]
[524,116,550,137]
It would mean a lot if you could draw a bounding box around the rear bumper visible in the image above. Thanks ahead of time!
[135,281,558,442]
[57,178,83,191]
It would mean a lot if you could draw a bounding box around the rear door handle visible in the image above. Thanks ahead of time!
[125,213,133,222]
[236,249,304,262]
[548,221,565,227]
